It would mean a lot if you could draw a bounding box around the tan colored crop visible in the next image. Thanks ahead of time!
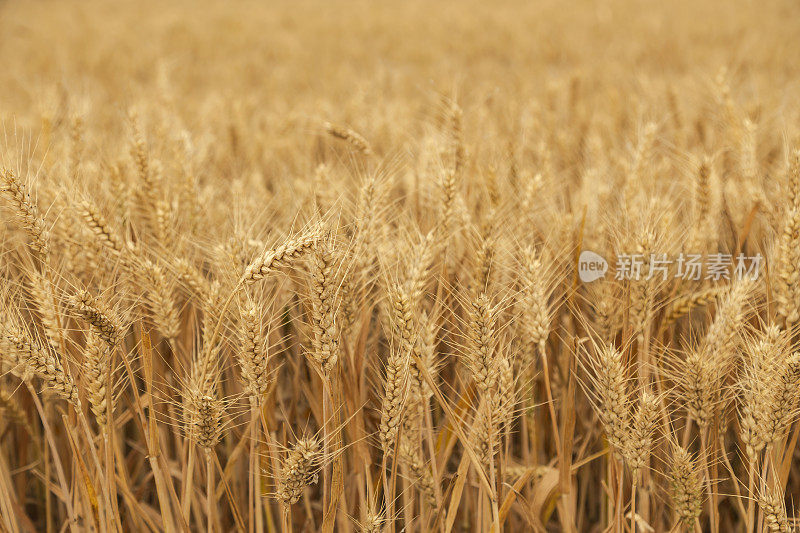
[277,437,322,506]
[0,2,799,530]
[69,289,125,348]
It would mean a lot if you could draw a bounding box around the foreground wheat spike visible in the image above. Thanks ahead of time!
[519,245,551,358]
[739,326,786,459]
[469,351,514,469]
[277,437,322,506]
[774,150,800,327]
[471,354,516,469]
[379,345,409,454]
[83,333,112,429]
[0,169,50,262]
[403,230,435,309]
[184,378,223,450]
[680,346,721,429]
[498,352,516,425]
[238,300,271,400]
[193,322,223,396]
[741,338,800,450]
[628,227,656,335]
[69,289,125,348]
[414,311,439,404]
[308,239,340,374]
[174,258,211,301]
[701,280,752,363]
[0,320,79,406]
[324,121,372,155]
[140,258,180,341]
[668,445,704,527]
[471,392,504,468]
[80,200,124,253]
[471,397,495,467]
[758,479,791,533]
[466,292,499,393]
[26,270,63,354]
[623,391,659,479]
[386,282,422,425]
[244,224,323,282]
[591,344,630,454]
[767,352,800,443]
[195,394,222,449]
[388,283,416,353]
[0,321,29,378]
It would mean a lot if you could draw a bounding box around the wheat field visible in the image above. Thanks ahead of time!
[1,0,800,531]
